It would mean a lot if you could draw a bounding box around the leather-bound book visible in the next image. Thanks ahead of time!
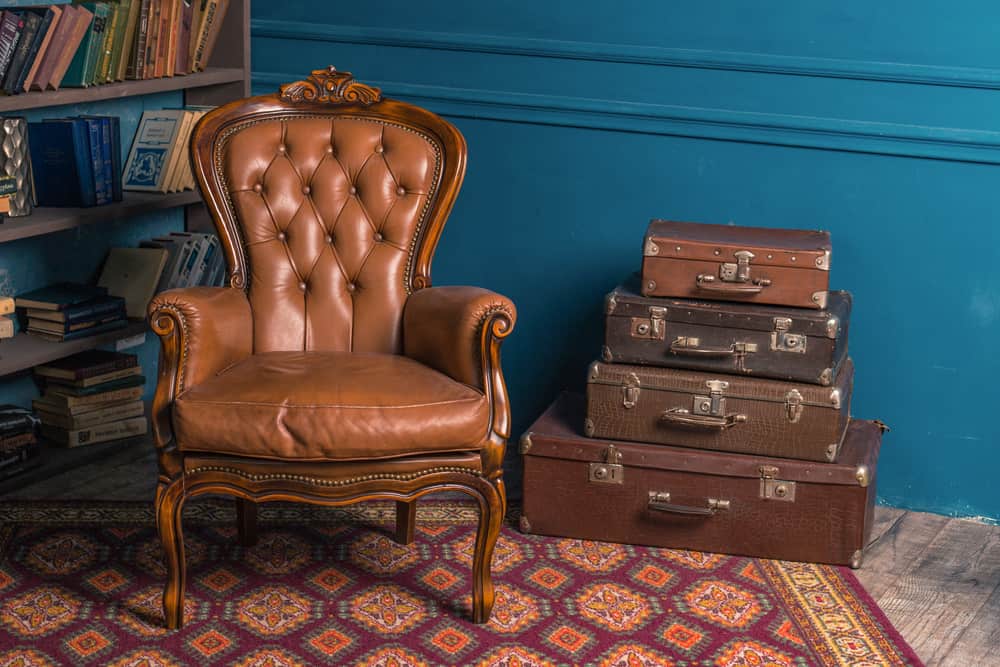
[21,5,61,92]
[191,0,228,70]
[173,0,192,75]
[0,11,26,84]
[111,0,138,80]
[2,11,41,94]
[125,0,150,79]
[46,4,94,90]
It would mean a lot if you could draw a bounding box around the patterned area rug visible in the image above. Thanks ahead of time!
[0,499,921,666]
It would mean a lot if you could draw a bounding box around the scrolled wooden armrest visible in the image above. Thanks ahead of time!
[148,287,253,474]
[403,286,516,448]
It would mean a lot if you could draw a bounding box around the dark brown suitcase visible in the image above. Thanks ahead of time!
[641,219,832,309]
[586,357,852,462]
[521,393,882,567]
[604,277,851,385]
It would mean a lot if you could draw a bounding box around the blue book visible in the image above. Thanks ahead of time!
[26,119,97,207]
[82,115,120,201]
[24,294,125,323]
[78,117,110,204]
[14,282,108,311]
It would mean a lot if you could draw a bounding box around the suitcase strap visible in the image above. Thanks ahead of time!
[647,491,730,517]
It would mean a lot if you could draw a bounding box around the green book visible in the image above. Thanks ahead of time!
[106,0,133,81]
[61,3,108,87]
[83,3,109,85]
[96,1,121,83]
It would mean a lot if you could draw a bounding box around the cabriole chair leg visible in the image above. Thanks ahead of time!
[471,479,505,624]
[156,480,187,629]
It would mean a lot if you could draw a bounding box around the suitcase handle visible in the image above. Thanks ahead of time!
[648,491,730,516]
[670,337,757,357]
[660,408,747,429]
[696,274,771,294]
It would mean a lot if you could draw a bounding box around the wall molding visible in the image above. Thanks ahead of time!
[252,19,1000,91]
[254,72,1000,165]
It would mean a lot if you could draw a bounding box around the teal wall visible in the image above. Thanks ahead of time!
[246,2,998,519]
[0,92,185,409]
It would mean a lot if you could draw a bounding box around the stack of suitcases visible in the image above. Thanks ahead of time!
[521,220,887,568]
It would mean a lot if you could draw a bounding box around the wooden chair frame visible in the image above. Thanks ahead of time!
[149,68,513,629]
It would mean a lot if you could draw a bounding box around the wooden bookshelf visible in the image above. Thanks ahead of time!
[0,319,147,376]
[0,433,150,495]
[0,190,204,243]
[0,68,246,113]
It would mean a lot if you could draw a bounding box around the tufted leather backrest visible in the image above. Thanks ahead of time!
[191,68,466,354]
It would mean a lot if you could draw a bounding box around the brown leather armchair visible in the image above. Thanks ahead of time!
[147,67,515,629]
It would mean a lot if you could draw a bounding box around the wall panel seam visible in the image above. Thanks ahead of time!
[253,72,1000,165]
[251,19,1000,91]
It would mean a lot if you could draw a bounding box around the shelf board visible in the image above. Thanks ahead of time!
[0,67,245,113]
[0,190,203,243]
[0,319,148,376]
[0,434,150,496]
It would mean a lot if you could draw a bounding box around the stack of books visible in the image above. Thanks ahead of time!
[15,283,127,342]
[26,114,121,208]
[123,106,211,193]
[0,0,231,95]
[141,231,224,290]
[0,295,14,340]
[33,349,147,447]
[0,404,40,482]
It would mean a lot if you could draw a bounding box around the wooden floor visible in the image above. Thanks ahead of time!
[3,445,998,666]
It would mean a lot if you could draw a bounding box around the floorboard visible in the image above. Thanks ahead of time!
[3,448,1000,665]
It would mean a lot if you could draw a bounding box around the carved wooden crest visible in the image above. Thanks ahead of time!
[279,66,382,106]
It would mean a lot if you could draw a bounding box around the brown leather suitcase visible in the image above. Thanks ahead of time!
[585,357,852,462]
[521,393,882,567]
[641,220,832,309]
[604,277,851,385]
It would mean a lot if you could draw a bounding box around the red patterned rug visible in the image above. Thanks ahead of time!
[0,499,921,666]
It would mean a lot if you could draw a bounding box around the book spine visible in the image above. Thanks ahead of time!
[50,384,143,408]
[0,431,36,451]
[128,0,149,79]
[115,0,138,80]
[83,119,108,204]
[175,0,192,74]
[108,115,122,201]
[0,414,34,436]
[3,12,39,94]
[42,415,147,447]
[20,7,56,92]
[36,400,144,430]
[153,0,169,77]
[84,7,107,86]
[98,118,113,202]
[59,318,126,340]
[0,13,24,82]
[144,0,160,77]
[98,2,119,83]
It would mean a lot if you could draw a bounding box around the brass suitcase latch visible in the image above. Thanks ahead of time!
[622,373,641,409]
[630,306,667,340]
[771,317,807,353]
[694,380,729,418]
[589,444,624,484]
[785,389,804,423]
[759,465,796,502]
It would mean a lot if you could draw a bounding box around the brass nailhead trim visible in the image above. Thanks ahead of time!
[154,303,191,392]
[185,465,483,486]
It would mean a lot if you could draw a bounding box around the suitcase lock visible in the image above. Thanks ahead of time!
[622,373,641,409]
[759,465,796,502]
[589,444,624,484]
[630,306,667,340]
[785,389,804,423]
[697,250,772,292]
[771,317,807,354]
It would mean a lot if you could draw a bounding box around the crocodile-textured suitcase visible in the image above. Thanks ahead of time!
[641,220,832,309]
[521,393,883,567]
[603,278,851,385]
[585,358,853,462]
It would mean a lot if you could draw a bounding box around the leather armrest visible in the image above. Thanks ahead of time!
[148,287,253,394]
[403,286,516,391]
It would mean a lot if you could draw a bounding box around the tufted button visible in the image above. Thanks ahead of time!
[277,144,286,153]
[373,232,383,242]
[349,186,357,195]
[298,282,307,291]
[346,282,357,292]
[277,232,286,241]
[374,145,384,154]
[396,187,405,196]
[325,234,333,243]
[326,145,334,154]
[302,185,311,194]
[253,183,262,193]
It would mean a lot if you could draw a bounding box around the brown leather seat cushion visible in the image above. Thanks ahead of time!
[173,351,490,461]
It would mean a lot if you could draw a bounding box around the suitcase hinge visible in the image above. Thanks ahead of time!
[622,373,641,409]
[630,306,667,340]
[693,380,729,417]
[771,317,807,354]
[785,389,804,423]
[589,444,624,484]
[759,465,796,502]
